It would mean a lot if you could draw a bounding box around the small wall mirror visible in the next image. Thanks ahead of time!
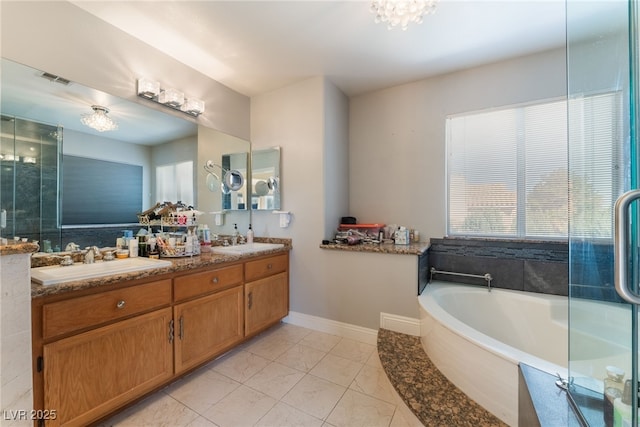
[221,152,248,210]
[251,147,280,210]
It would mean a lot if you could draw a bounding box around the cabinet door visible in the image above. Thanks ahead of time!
[43,308,173,427]
[245,272,289,337]
[174,285,244,373]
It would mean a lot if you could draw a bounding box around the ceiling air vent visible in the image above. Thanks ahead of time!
[40,72,71,85]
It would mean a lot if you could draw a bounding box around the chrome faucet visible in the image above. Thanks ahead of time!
[83,246,100,264]
[65,242,80,252]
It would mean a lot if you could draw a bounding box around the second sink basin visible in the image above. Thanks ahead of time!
[31,257,173,286]
[211,242,284,255]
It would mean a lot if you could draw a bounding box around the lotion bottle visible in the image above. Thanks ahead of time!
[247,224,254,244]
[232,223,239,245]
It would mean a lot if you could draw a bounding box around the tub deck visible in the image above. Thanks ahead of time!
[377,328,507,427]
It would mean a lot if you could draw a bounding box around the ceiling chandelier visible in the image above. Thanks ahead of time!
[371,0,438,30]
[80,105,118,132]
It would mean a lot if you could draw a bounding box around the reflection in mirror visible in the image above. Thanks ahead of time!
[0,115,61,247]
[197,126,250,235]
[251,147,281,210]
[222,152,248,210]
[203,159,246,198]
[1,58,250,248]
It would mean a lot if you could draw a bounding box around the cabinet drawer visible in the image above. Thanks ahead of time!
[174,264,243,302]
[245,254,288,282]
[42,279,172,340]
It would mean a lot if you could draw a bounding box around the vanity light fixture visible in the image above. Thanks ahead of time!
[137,78,160,99]
[80,105,118,132]
[181,98,205,116]
[158,88,184,108]
[136,78,205,117]
[370,0,437,30]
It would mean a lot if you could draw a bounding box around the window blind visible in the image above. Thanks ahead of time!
[447,92,622,240]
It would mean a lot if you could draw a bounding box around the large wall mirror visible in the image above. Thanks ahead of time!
[251,147,281,210]
[0,57,250,248]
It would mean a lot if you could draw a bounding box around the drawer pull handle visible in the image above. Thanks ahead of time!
[116,300,126,309]
[212,277,219,284]
[267,264,273,270]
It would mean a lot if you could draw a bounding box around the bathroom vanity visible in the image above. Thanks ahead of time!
[30,245,289,427]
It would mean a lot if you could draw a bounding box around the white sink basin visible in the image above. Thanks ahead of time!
[211,242,284,255]
[31,257,173,286]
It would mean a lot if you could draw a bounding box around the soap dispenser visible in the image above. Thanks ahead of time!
[247,224,254,244]
[232,223,239,245]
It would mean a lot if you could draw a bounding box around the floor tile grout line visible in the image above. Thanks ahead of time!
[103,324,402,426]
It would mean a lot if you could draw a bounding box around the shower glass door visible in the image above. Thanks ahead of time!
[567,1,639,425]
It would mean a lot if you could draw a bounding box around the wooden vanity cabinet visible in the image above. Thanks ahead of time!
[34,279,173,427]
[245,253,289,337]
[32,251,289,426]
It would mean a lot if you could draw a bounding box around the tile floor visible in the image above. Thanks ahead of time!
[100,323,425,427]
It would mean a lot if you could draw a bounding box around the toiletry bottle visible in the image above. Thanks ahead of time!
[613,379,636,427]
[232,223,239,245]
[247,224,254,244]
[605,366,625,427]
[128,237,138,258]
[185,230,193,255]
[201,224,211,252]
[192,229,200,255]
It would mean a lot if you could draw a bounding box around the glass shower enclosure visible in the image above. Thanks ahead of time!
[0,115,62,249]
[567,1,640,425]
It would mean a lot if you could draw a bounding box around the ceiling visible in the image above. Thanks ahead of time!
[2,1,615,146]
[73,0,580,98]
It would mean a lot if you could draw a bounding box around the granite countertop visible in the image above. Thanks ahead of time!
[31,238,291,298]
[320,240,429,255]
[377,328,507,427]
[1,241,40,256]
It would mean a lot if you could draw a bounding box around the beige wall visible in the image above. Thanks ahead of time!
[349,48,567,241]
[251,77,344,322]
[251,77,419,330]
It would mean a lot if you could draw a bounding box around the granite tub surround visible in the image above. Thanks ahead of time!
[320,240,429,255]
[377,328,507,427]
[31,238,291,298]
[428,237,568,296]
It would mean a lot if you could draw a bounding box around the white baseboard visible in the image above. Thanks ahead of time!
[283,311,421,344]
[379,312,420,336]
[284,311,378,345]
